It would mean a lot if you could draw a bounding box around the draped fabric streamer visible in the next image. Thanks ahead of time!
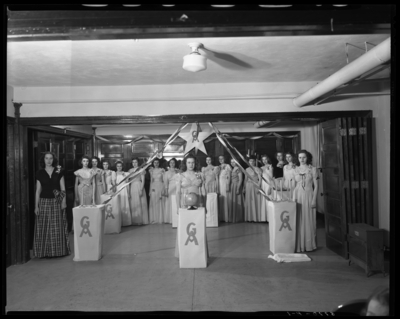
[97,134,177,145]
[97,131,299,146]
[203,132,299,144]
[208,122,271,201]
[101,123,189,204]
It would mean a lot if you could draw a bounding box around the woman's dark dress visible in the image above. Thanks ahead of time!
[33,168,71,258]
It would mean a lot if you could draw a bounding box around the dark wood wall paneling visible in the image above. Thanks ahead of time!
[97,134,300,170]
[341,117,373,225]
[7,106,30,265]
[321,116,374,259]
[7,119,15,266]
[322,119,347,258]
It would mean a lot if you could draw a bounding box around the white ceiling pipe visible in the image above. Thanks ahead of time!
[293,37,391,108]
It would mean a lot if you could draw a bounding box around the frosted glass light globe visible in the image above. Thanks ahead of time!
[183,54,207,72]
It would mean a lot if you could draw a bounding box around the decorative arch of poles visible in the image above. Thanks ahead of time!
[98,122,293,205]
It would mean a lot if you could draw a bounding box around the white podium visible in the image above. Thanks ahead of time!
[178,207,208,268]
[205,193,219,227]
[73,205,105,261]
[268,200,297,254]
[171,194,179,228]
[100,194,121,234]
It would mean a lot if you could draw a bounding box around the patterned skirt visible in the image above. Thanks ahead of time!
[33,198,71,258]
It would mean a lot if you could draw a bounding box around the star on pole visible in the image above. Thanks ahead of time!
[179,123,213,155]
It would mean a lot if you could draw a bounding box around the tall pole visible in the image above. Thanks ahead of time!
[92,127,97,157]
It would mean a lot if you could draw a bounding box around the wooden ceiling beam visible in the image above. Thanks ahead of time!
[7,6,392,41]
[19,111,372,126]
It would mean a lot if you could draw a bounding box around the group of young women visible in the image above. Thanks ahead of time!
[33,148,319,259]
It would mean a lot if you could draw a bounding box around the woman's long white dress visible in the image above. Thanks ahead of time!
[149,168,165,224]
[244,167,262,222]
[229,167,244,223]
[164,168,179,224]
[260,165,273,222]
[115,171,132,226]
[293,165,319,252]
[93,168,104,205]
[128,168,149,225]
[218,164,231,222]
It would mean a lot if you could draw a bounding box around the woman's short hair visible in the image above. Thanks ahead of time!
[168,158,177,167]
[79,155,91,167]
[101,159,110,167]
[261,154,272,165]
[180,154,199,172]
[152,158,160,167]
[90,156,101,168]
[285,152,295,159]
[131,157,140,166]
[39,151,58,168]
[248,155,257,161]
[295,149,313,166]
[115,160,124,170]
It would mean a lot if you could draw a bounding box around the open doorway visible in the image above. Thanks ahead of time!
[14,110,375,265]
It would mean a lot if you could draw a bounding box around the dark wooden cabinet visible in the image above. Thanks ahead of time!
[348,223,385,277]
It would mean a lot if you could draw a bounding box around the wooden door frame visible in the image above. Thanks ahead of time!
[9,109,373,265]
[19,111,371,126]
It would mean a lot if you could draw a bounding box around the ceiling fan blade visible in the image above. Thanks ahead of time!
[202,47,253,69]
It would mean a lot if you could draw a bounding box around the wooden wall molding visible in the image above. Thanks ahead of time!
[26,125,93,139]
[19,111,372,126]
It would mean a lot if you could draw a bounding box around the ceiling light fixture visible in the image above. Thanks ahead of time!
[211,5,235,7]
[259,5,293,8]
[183,42,207,73]
[82,4,108,7]
[123,4,141,7]
[332,4,348,6]
[162,4,175,6]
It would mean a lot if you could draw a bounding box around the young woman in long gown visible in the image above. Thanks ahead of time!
[164,158,179,224]
[260,155,274,222]
[115,161,132,226]
[282,152,296,200]
[229,158,244,223]
[102,160,116,194]
[34,152,70,258]
[292,150,319,252]
[74,155,95,206]
[174,155,207,258]
[243,156,263,222]
[202,156,220,195]
[91,156,104,205]
[218,155,231,222]
[149,159,165,224]
[128,158,149,225]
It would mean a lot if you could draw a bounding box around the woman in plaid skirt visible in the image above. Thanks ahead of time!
[33,152,71,258]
